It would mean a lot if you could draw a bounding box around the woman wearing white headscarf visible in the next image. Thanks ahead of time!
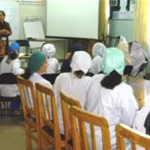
[85,47,138,150]
[129,41,148,77]
[54,51,92,134]
[89,42,106,75]
[42,43,59,73]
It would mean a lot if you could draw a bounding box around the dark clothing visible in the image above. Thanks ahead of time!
[0,21,12,54]
[0,21,12,37]
[61,59,72,72]
[144,111,150,135]
[61,43,84,73]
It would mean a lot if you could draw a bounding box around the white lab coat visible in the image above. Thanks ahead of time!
[0,56,24,97]
[54,72,91,134]
[133,106,150,150]
[46,57,59,74]
[85,74,138,150]
[29,72,53,109]
[130,42,148,77]
[133,106,149,134]
[90,55,102,74]
[29,72,52,88]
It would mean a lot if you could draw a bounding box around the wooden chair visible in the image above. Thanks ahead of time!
[35,83,65,150]
[116,123,150,150]
[60,91,81,150]
[17,76,40,150]
[69,106,111,150]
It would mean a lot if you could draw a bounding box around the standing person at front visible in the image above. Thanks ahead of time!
[85,47,138,150]
[0,10,12,55]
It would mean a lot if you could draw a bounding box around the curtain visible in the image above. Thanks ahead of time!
[133,0,149,49]
[99,0,109,40]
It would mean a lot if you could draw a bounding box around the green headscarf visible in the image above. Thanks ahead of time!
[28,50,46,73]
[101,47,125,75]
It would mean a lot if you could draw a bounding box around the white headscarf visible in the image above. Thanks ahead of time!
[130,41,147,61]
[119,36,128,44]
[92,42,106,57]
[42,43,56,58]
[130,41,147,76]
[70,51,92,74]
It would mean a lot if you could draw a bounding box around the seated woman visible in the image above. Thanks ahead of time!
[23,50,52,88]
[54,51,92,133]
[129,41,149,77]
[0,42,24,111]
[89,42,106,75]
[85,47,138,150]
[41,43,59,74]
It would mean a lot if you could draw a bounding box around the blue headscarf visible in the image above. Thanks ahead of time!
[9,42,20,52]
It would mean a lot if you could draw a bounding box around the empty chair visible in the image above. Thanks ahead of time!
[35,83,65,150]
[70,106,111,150]
[17,76,40,150]
[60,91,81,150]
[116,123,150,150]
[16,39,30,54]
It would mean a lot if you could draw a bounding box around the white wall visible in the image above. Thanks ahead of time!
[0,0,134,57]
[0,0,46,39]
[109,19,134,45]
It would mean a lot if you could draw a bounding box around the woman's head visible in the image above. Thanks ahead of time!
[0,11,5,22]
[8,42,20,60]
[101,48,125,89]
[101,47,125,76]
[28,51,47,73]
[42,43,56,58]
[9,42,20,52]
[70,51,92,77]
[92,42,106,57]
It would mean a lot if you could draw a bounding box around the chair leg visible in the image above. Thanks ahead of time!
[25,124,32,150]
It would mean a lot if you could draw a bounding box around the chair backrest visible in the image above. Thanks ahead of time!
[16,40,30,54]
[116,123,150,150]
[36,83,65,150]
[69,106,111,150]
[0,73,20,117]
[60,91,81,149]
[0,73,17,84]
[17,76,39,149]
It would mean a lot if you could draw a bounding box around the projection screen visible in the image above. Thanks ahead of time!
[46,0,100,39]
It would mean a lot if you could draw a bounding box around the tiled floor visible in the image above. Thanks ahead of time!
[0,117,54,150]
[0,117,27,150]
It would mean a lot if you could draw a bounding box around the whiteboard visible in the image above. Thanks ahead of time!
[23,20,45,49]
[0,2,19,40]
[46,0,99,39]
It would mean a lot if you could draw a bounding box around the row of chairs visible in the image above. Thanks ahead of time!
[17,76,150,150]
